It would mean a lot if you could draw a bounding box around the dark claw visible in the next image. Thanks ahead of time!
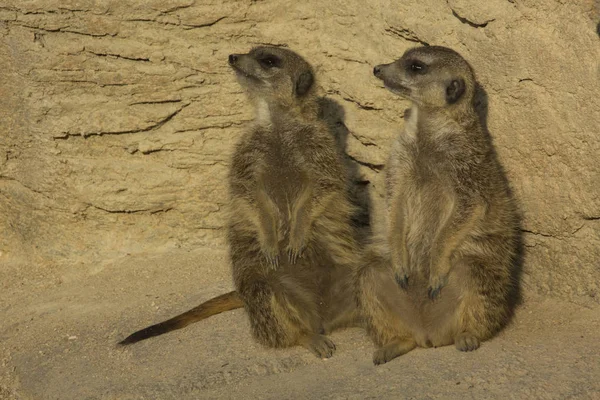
[395,273,409,289]
[428,286,441,300]
[287,248,303,264]
[265,254,279,269]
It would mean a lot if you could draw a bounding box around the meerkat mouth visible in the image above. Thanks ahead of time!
[231,66,262,84]
[384,82,411,97]
[230,64,251,77]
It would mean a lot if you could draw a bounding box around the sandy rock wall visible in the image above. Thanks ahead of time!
[0,0,598,304]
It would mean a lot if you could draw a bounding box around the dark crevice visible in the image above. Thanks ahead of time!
[140,147,174,155]
[53,80,132,87]
[327,90,382,111]
[161,3,193,14]
[130,99,182,106]
[90,205,148,214]
[18,25,117,37]
[583,216,600,221]
[55,104,190,139]
[183,16,226,29]
[86,50,150,62]
[88,204,173,214]
[520,228,557,239]
[346,155,384,172]
[344,98,381,111]
[348,130,377,147]
[385,27,430,46]
[249,42,288,48]
[450,10,494,28]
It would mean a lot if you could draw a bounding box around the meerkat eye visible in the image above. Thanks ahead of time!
[258,55,281,69]
[409,60,427,74]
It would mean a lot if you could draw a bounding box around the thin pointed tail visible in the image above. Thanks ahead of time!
[119,290,243,345]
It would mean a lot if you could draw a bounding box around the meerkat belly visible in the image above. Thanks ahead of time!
[262,140,310,217]
[403,182,441,275]
[265,163,307,211]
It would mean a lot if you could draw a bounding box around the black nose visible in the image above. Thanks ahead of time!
[229,54,238,64]
[373,65,382,77]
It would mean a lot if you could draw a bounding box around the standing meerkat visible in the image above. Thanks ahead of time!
[359,46,520,365]
[226,46,362,357]
[120,47,361,358]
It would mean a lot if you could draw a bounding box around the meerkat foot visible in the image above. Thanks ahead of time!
[427,273,449,300]
[372,338,416,365]
[299,334,336,359]
[455,333,480,352]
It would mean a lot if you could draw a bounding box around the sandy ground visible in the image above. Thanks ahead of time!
[1,247,599,400]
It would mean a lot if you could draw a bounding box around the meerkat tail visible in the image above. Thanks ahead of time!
[118,290,243,345]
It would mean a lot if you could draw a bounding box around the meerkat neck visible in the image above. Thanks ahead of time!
[254,98,272,126]
[416,103,477,130]
[253,97,319,127]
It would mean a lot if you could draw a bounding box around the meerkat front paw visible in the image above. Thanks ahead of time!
[393,263,411,289]
[260,230,280,269]
[287,246,304,264]
[286,230,305,264]
[427,273,449,300]
[394,271,409,289]
[261,246,280,269]
[287,220,308,264]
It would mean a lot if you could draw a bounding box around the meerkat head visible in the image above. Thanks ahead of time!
[373,46,476,109]
[228,46,316,115]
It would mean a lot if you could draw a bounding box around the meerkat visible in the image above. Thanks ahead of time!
[120,47,361,358]
[358,46,520,365]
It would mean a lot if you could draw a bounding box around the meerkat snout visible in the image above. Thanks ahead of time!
[228,54,238,65]
[373,65,382,77]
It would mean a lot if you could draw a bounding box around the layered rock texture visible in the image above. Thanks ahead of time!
[0,1,599,398]
[1,0,598,304]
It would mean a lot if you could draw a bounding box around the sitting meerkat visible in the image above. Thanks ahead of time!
[120,47,361,358]
[359,46,520,365]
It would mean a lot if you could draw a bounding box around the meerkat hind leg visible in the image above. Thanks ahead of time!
[255,189,281,268]
[373,337,417,365]
[359,256,419,365]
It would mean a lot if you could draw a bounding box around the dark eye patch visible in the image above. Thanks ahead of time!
[407,59,427,74]
[257,54,282,69]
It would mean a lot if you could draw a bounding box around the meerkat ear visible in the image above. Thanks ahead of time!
[295,70,314,97]
[446,78,465,104]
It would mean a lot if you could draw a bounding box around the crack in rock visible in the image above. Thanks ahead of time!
[129,99,182,106]
[16,24,117,37]
[85,49,150,62]
[54,103,190,139]
[385,26,430,46]
[450,9,494,28]
[346,154,384,172]
[183,16,226,29]
[88,204,173,214]
[327,90,382,111]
